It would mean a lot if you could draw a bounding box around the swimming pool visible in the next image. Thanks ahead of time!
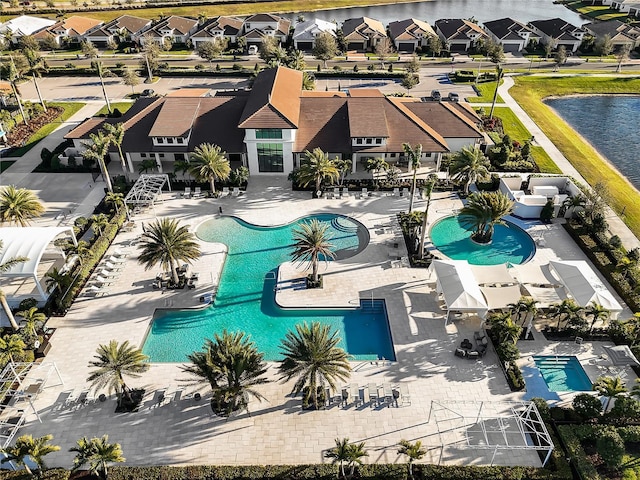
[142,214,396,362]
[429,215,536,265]
[533,356,592,392]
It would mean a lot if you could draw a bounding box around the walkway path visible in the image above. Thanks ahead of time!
[499,75,640,249]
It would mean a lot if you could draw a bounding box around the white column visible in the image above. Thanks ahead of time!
[125,152,134,173]
[154,153,163,172]
[351,154,357,173]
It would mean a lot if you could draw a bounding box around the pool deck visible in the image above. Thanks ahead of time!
[16,176,636,470]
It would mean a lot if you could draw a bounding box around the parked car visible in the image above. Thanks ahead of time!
[431,90,442,101]
[141,89,155,97]
[248,45,258,55]
[448,92,460,102]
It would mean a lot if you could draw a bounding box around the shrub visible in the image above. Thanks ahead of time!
[530,397,551,422]
[18,297,38,311]
[194,63,205,70]
[572,393,603,421]
[608,396,640,424]
[610,235,622,249]
[540,200,555,223]
[232,63,243,70]
[597,429,625,469]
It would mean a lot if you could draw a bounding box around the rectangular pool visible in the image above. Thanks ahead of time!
[533,355,592,392]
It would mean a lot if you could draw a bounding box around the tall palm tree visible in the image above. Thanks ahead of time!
[7,54,29,126]
[16,307,45,341]
[82,131,114,193]
[593,376,627,412]
[418,174,437,259]
[20,42,48,112]
[188,143,231,194]
[0,185,45,226]
[1,434,60,476]
[402,143,422,212]
[550,299,582,330]
[397,439,426,479]
[297,148,339,198]
[0,239,29,331]
[585,302,610,334]
[70,435,125,480]
[508,296,538,328]
[290,219,335,284]
[137,218,201,285]
[459,191,514,244]
[489,64,503,119]
[450,146,491,195]
[102,123,127,178]
[82,41,112,114]
[278,322,351,410]
[181,331,269,416]
[105,192,124,214]
[87,340,150,407]
[0,334,26,364]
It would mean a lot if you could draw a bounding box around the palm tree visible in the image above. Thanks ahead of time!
[550,298,582,330]
[20,43,48,113]
[278,322,351,410]
[102,123,127,178]
[365,157,389,187]
[402,143,422,212]
[334,158,352,186]
[297,148,339,198]
[0,239,29,331]
[137,218,201,285]
[397,439,426,479]
[70,435,125,480]
[188,143,231,194]
[173,159,191,181]
[0,185,45,226]
[345,441,368,477]
[450,146,490,195]
[181,331,269,416]
[491,312,522,345]
[562,194,586,219]
[16,307,45,341]
[45,267,72,295]
[459,191,514,244]
[1,434,60,476]
[325,437,351,479]
[91,214,109,237]
[489,64,503,119]
[585,302,610,334]
[593,376,627,412]
[0,334,26,364]
[290,219,335,284]
[418,174,437,259]
[138,159,157,174]
[82,131,114,193]
[82,41,112,114]
[105,192,124,214]
[87,340,150,407]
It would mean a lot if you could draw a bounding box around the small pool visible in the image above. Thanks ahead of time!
[533,356,592,392]
[142,213,396,363]
[429,215,536,265]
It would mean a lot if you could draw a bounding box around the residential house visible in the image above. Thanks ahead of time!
[84,15,152,47]
[341,17,387,51]
[434,18,489,52]
[0,15,55,45]
[583,19,640,50]
[528,18,586,53]
[482,17,539,52]
[604,0,640,17]
[65,66,484,178]
[241,13,291,47]
[190,16,244,48]
[33,16,102,47]
[292,19,337,50]
[388,18,437,52]
[139,16,198,46]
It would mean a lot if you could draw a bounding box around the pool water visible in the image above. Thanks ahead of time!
[429,216,536,265]
[142,214,396,363]
[533,356,592,392]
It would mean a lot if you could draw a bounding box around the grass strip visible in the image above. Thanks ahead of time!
[94,102,134,117]
[510,75,640,238]
[467,80,503,104]
[11,102,85,157]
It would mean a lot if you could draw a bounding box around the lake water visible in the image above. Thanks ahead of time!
[282,0,585,27]
[546,95,640,191]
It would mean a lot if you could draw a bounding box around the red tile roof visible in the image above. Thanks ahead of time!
[149,98,201,137]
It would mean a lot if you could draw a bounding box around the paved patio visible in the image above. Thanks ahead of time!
[15,176,635,469]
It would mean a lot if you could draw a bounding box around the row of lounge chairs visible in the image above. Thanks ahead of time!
[82,249,128,297]
[323,187,416,199]
[325,382,410,408]
[182,187,242,198]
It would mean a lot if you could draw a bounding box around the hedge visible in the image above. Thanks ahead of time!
[556,425,599,480]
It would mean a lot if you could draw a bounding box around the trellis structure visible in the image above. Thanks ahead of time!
[124,173,171,208]
[428,400,554,467]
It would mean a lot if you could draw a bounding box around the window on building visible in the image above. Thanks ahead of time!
[167,138,174,144]
[156,138,164,144]
[375,138,382,144]
[175,153,187,161]
[255,129,283,139]
[425,152,432,157]
[257,143,284,172]
[159,153,165,158]
[366,138,373,145]
[356,138,363,145]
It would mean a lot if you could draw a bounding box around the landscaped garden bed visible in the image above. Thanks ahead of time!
[6,107,63,148]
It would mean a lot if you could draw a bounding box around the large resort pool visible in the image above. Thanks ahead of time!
[142,214,396,362]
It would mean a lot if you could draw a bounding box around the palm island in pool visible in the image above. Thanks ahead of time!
[142,213,396,362]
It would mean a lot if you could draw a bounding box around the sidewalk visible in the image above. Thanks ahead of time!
[499,75,639,249]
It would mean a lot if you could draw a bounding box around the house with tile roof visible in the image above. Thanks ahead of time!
[84,15,152,46]
[190,16,244,48]
[33,16,102,47]
[341,17,387,51]
[434,18,489,52]
[65,67,484,178]
[388,18,437,52]
[241,13,291,47]
[482,18,539,52]
[0,15,55,45]
[528,18,586,53]
[139,15,198,46]
[292,19,337,50]
[583,19,640,50]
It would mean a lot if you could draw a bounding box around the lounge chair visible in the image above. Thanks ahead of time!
[350,383,360,406]
[467,351,480,360]
[106,255,126,264]
[222,187,230,196]
[401,188,409,197]
[361,187,368,197]
[454,348,467,358]
[368,383,379,407]
[93,270,119,280]
[89,275,114,286]
[382,384,394,407]
[192,187,202,199]
[183,187,191,198]
[83,285,110,296]
[333,187,340,197]
[112,248,128,258]
[341,187,349,197]
[392,187,399,196]
[398,383,411,406]
[101,261,123,271]
[232,187,240,197]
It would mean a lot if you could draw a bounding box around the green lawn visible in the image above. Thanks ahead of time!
[566,0,628,20]
[94,102,134,117]
[11,102,85,157]
[467,80,503,104]
[510,75,640,238]
[492,107,561,174]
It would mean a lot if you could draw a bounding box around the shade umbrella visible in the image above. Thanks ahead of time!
[603,345,640,367]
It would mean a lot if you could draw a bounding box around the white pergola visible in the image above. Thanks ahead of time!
[124,173,171,208]
[0,227,77,302]
[428,400,554,467]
